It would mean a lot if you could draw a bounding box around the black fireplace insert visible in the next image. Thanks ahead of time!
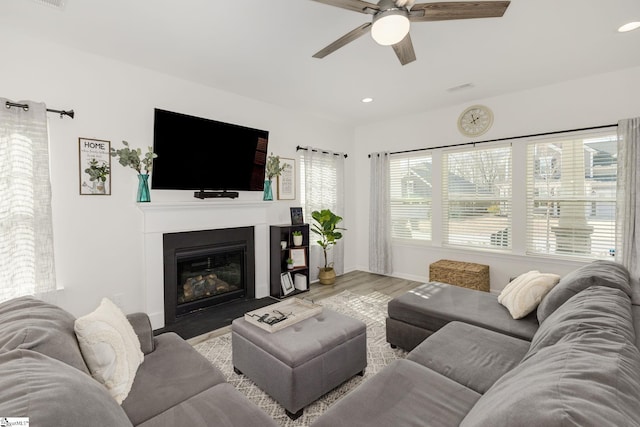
[163,227,255,327]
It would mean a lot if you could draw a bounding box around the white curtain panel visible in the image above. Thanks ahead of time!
[300,147,345,281]
[0,99,56,302]
[616,117,640,302]
[369,152,392,274]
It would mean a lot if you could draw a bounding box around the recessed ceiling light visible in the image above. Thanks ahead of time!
[618,22,640,32]
[361,97,374,103]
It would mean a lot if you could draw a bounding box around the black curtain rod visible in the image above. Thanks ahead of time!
[296,145,348,158]
[5,101,75,119]
[367,123,617,157]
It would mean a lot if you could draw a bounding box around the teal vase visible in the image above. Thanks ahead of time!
[263,179,273,201]
[137,174,151,202]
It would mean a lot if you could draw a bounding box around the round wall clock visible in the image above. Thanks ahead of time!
[457,105,494,137]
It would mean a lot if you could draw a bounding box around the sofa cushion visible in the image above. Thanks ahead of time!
[388,282,539,341]
[121,332,227,425]
[529,286,634,356]
[311,359,481,427]
[537,260,631,323]
[0,349,133,426]
[136,383,279,427]
[461,290,640,427]
[407,321,529,394]
[498,271,560,319]
[74,297,144,404]
[0,295,89,374]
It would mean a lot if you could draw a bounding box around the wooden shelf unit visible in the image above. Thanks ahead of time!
[269,224,310,299]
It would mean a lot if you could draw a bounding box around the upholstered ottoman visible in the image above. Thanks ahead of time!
[231,308,367,419]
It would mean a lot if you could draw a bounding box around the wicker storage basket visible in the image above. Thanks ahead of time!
[429,259,490,292]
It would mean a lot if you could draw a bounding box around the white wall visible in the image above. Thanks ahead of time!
[0,29,354,318]
[4,28,640,318]
[353,67,640,291]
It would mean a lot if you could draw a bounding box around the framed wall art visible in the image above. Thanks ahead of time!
[281,272,295,296]
[290,207,304,225]
[277,158,295,200]
[289,248,307,268]
[79,137,111,195]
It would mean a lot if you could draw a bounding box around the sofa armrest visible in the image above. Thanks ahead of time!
[126,312,155,355]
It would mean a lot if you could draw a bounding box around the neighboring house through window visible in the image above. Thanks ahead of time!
[390,153,432,240]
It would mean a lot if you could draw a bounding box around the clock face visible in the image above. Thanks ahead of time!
[458,105,493,137]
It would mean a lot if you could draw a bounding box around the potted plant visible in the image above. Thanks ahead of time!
[311,209,345,285]
[292,230,303,246]
[286,258,294,270]
[264,153,289,201]
[110,141,157,202]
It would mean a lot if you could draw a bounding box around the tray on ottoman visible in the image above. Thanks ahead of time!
[244,298,322,333]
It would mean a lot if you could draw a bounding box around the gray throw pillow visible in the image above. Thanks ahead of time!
[0,349,133,426]
[537,260,631,323]
[528,286,634,356]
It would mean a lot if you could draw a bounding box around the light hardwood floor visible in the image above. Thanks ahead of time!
[305,270,423,301]
[188,271,423,345]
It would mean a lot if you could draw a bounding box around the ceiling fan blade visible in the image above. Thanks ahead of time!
[311,0,379,14]
[313,22,372,59]
[409,1,510,22]
[392,33,416,65]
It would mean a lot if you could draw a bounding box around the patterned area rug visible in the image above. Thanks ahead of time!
[194,290,408,427]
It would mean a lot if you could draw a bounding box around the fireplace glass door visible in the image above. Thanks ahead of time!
[175,244,246,316]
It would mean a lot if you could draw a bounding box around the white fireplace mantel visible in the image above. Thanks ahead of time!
[138,200,271,329]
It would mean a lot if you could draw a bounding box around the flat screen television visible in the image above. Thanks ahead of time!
[151,108,269,197]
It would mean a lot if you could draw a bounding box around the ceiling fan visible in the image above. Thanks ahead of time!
[311,0,510,65]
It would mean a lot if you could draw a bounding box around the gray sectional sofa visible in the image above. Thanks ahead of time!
[0,296,277,427]
[312,260,640,426]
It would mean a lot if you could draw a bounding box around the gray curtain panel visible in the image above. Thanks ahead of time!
[616,117,640,303]
[369,152,392,274]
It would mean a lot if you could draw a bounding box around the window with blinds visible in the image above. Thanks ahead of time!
[443,145,512,249]
[389,153,432,240]
[299,150,342,228]
[526,132,617,259]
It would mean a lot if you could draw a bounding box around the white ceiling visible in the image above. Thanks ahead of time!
[2,0,640,125]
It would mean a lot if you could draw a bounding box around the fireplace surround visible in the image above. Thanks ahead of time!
[139,200,270,330]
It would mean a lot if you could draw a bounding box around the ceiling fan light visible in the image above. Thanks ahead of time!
[618,21,640,32]
[371,11,410,46]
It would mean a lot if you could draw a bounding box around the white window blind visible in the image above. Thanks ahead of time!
[299,153,339,220]
[443,145,512,249]
[389,153,432,240]
[526,132,617,259]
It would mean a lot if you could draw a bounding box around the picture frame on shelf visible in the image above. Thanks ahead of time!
[290,207,304,225]
[79,138,111,196]
[289,248,307,268]
[277,158,295,200]
[281,272,295,296]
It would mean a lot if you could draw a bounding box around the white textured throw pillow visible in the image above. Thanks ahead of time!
[74,298,144,404]
[499,271,561,319]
